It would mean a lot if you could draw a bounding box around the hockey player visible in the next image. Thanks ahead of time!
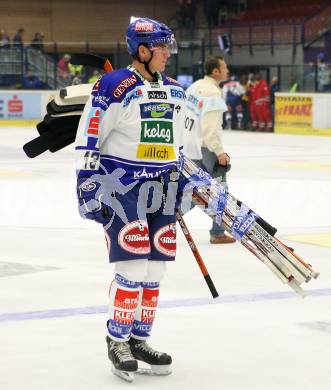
[183,56,235,244]
[222,75,245,130]
[250,73,273,131]
[75,17,185,381]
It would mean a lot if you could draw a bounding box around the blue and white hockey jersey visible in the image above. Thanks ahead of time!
[75,66,185,183]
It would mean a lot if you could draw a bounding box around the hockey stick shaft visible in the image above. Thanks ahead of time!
[176,209,219,298]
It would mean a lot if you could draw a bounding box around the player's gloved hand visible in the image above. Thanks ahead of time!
[77,178,113,225]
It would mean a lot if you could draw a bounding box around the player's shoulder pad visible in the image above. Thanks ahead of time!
[91,68,142,108]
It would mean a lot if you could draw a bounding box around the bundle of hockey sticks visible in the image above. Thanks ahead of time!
[22,53,319,298]
[177,155,319,298]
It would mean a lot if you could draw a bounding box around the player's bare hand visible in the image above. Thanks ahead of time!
[218,153,230,166]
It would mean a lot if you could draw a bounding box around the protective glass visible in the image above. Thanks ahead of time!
[149,36,178,54]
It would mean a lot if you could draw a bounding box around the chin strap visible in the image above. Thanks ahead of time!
[137,47,158,82]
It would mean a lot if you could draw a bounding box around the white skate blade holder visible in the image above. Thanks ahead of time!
[112,364,172,382]
[112,367,135,382]
[137,363,172,376]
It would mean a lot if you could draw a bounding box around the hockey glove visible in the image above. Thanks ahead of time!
[77,178,113,225]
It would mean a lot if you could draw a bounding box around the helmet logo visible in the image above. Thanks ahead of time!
[135,22,154,32]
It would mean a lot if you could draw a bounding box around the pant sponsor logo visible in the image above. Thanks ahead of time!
[147,90,167,100]
[141,309,156,324]
[114,289,139,310]
[136,144,176,160]
[141,288,159,308]
[153,223,176,257]
[141,121,173,143]
[118,220,151,255]
[140,103,174,119]
[114,309,135,325]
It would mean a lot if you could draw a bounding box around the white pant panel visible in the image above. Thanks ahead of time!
[114,259,149,282]
[144,260,167,283]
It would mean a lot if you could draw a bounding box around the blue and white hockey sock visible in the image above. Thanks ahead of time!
[131,281,160,340]
[107,274,141,342]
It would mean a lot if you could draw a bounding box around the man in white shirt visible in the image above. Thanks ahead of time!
[183,56,235,244]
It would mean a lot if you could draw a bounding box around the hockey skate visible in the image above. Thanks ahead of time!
[129,337,172,376]
[106,336,137,382]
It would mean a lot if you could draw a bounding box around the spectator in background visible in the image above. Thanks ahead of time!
[203,0,221,28]
[316,53,330,92]
[269,76,279,127]
[88,69,101,84]
[71,71,83,85]
[289,74,300,93]
[183,56,235,244]
[30,32,44,52]
[176,0,187,27]
[68,62,84,80]
[251,73,273,132]
[246,73,256,130]
[185,0,196,29]
[57,54,72,82]
[22,69,43,89]
[222,75,245,130]
[240,74,250,130]
[0,28,10,49]
[13,28,25,49]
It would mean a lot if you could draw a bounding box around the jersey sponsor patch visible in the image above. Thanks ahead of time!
[170,87,185,100]
[147,90,167,100]
[140,121,173,143]
[153,223,176,257]
[133,167,169,179]
[113,74,137,98]
[114,289,139,310]
[93,95,110,110]
[123,87,143,107]
[118,220,151,255]
[85,108,100,137]
[136,144,176,160]
[187,93,202,108]
[140,102,174,119]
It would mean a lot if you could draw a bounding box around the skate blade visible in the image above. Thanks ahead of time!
[137,364,172,376]
[112,366,135,382]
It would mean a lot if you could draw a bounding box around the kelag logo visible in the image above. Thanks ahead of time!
[140,121,173,143]
[140,103,174,120]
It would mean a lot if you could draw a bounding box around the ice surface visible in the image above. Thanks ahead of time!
[0,127,330,389]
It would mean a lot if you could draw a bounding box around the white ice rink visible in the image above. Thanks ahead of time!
[1,127,331,390]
